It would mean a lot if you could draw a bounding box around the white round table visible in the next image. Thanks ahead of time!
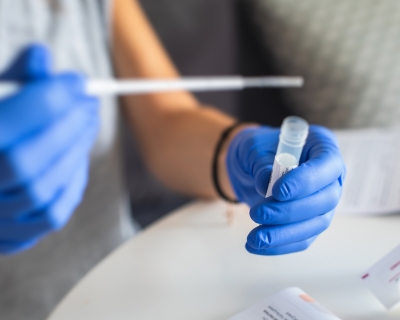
[47,201,400,320]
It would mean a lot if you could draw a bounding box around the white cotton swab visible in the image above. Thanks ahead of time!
[0,76,303,98]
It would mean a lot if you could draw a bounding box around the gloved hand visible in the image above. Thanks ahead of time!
[0,44,99,254]
[227,125,345,255]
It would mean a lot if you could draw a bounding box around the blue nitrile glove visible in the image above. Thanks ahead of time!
[227,125,345,255]
[0,44,99,254]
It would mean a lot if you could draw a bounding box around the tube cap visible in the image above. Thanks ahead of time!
[280,116,309,147]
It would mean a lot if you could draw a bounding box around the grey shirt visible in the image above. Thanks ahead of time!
[0,1,137,320]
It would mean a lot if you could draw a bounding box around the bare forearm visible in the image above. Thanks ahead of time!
[112,0,197,109]
[112,0,238,198]
[133,107,235,198]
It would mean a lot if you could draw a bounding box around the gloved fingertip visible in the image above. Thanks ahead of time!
[24,44,53,80]
[245,243,287,256]
[249,201,273,224]
[249,205,260,224]
[246,237,317,256]
[0,44,53,81]
[245,243,263,255]
[272,180,293,201]
[247,227,271,250]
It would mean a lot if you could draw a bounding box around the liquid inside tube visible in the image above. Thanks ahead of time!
[276,153,298,167]
[266,116,309,198]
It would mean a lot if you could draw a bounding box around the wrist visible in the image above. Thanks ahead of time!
[217,123,259,202]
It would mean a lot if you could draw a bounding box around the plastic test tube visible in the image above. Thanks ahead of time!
[266,116,309,198]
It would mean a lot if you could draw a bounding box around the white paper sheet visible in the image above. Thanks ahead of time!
[334,128,400,215]
[228,287,340,320]
[361,244,400,309]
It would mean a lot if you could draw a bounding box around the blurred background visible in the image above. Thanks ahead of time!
[125,0,400,227]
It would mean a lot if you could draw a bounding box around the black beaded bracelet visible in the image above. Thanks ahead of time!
[212,122,242,204]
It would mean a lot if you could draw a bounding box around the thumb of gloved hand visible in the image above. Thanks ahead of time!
[0,44,52,81]
[226,126,279,207]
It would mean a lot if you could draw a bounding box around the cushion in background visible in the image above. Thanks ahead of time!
[246,0,400,128]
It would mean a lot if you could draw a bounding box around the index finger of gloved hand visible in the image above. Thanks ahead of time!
[246,210,334,250]
[246,236,318,255]
[0,72,87,149]
[272,125,344,201]
[0,44,52,81]
[250,180,342,225]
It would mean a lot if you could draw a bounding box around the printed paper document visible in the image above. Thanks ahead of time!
[228,287,340,320]
[361,244,400,309]
[335,128,400,215]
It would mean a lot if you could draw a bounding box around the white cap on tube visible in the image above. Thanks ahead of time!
[280,116,309,148]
